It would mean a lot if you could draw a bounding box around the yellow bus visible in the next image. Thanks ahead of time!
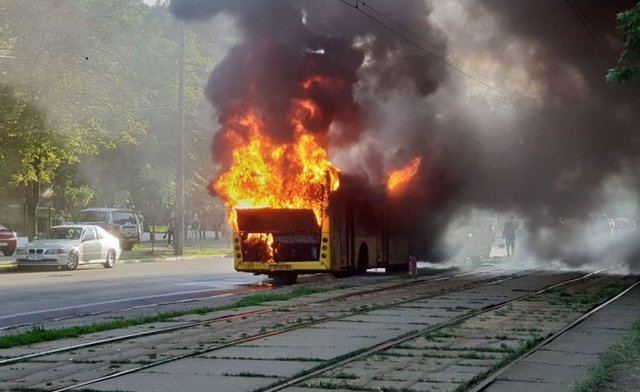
[232,187,410,284]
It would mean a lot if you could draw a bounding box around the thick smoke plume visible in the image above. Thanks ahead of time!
[171,0,640,269]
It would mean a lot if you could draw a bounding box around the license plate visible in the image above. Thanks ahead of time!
[27,254,43,261]
[269,264,291,271]
[0,242,7,247]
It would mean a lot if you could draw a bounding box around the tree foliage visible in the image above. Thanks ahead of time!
[0,0,234,233]
[0,85,77,237]
[607,2,640,83]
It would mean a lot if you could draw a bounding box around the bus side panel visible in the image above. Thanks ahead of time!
[388,236,410,266]
[329,195,355,272]
[354,235,378,269]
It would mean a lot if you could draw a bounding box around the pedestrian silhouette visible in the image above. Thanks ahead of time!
[502,220,516,256]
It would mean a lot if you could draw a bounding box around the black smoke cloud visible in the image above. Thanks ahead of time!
[171,0,640,267]
[453,1,640,266]
[169,0,445,151]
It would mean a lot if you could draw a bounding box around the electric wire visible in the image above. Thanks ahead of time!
[335,0,504,95]
[360,0,498,87]
[565,0,613,58]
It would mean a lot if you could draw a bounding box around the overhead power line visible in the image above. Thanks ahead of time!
[360,0,497,86]
[564,0,613,58]
[335,0,504,95]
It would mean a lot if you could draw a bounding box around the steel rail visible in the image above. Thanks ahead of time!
[467,278,640,392]
[48,269,527,392]
[1,264,509,333]
[259,269,608,392]
[0,308,272,367]
[0,267,499,368]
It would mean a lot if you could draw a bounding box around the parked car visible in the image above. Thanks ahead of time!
[589,213,614,234]
[0,224,17,256]
[73,208,143,251]
[446,220,495,261]
[612,217,636,233]
[15,225,121,270]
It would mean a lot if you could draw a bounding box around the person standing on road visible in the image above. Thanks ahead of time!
[191,213,201,245]
[502,220,516,256]
[199,215,207,241]
[408,254,417,276]
[164,214,175,247]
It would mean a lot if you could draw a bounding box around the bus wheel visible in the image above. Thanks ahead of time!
[271,273,297,286]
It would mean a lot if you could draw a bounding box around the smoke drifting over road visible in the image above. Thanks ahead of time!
[171,0,640,269]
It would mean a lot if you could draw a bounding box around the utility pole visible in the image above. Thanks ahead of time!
[174,23,186,255]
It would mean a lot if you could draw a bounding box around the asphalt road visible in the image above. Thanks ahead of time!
[0,257,264,330]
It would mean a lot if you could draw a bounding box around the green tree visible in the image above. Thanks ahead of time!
[607,2,640,83]
[0,0,235,236]
[0,85,77,238]
[0,0,145,226]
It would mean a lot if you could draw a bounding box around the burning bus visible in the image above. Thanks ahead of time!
[230,174,413,284]
[196,31,426,283]
[207,94,423,283]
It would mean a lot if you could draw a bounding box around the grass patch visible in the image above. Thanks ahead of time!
[334,371,358,379]
[301,380,372,391]
[459,352,497,360]
[119,243,231,261]
[571,319,640,392]
[0,286,334,349]
[230,286,330,308]
[548,283,630,312]
[222,372,279,378]
[454,337,542,392]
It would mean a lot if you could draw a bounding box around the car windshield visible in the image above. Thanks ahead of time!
[40,227,82,240]
[75,211,107,222]
[0,224,7,230]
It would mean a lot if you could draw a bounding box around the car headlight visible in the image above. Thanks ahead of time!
[44,249,66,255]
[16,248,27,255]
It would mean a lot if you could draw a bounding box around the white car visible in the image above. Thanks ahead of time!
[16,225,121,270]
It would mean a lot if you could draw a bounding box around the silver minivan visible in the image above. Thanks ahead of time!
[74,208,143,251]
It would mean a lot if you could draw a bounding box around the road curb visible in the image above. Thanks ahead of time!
[0,253,231,268]
[118,254,230,264]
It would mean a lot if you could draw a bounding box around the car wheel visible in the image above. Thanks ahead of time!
[2,250,12,256]
[103,249,116,268]
[121,241,134,251]
[66,251,79,270]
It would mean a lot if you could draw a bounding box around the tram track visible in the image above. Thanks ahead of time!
[258,269,614,392]
[467,279,640,392]
[4,267,623,392]
[261,272,638,392]
[1,267,522,391]
[0,267,494,366]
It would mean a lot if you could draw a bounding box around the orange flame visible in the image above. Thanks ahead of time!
[387,157,422,192]
[302,76,345,90]
[247,232,274,260]
[213,103,340,227]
